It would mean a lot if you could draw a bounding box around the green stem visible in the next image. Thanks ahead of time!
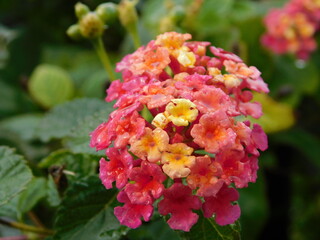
[0,218,54,236]
[92,37,116,81]
[127,23,141,50]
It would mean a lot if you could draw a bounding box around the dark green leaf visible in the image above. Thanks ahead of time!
[39,149,98,178]
[53,176,122,240]
[0,146,33,206]
[47,175,61,207]
[81,70,108,98]
[181,213,241,240]
[271,128,320,168]
[63,107,113,156]
[17,177,47,214]
[36,98,110,142]
[0,114,43,141]
[127,217,180,240]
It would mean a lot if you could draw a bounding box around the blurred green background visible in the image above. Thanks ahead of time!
[0,0,320,239]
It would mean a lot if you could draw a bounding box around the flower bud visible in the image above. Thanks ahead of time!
[79,12,105,39]
[118,0,138,29]
[75,2,90,20]
[96,2,118,23]
[66,24,82,40]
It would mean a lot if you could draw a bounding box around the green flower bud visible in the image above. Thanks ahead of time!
[66,24,82,40]
[75,2,90,20]
[79,12,105,39]
[96,2,118,23]
[118,0,138,29]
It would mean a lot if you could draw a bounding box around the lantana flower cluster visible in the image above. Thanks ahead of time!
[262,0,320,59]
[90,32,269,231]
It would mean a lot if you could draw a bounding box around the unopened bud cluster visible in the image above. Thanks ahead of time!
[67,2,118,40]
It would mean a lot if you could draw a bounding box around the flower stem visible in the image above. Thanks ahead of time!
[92,37,116,81]
[0,218,54,236]
[128,24,141,50]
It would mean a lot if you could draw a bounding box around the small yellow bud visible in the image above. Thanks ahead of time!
[75,2,90,20]
[79,12,105,39]
[66,24,82,41]
[118,0,138,29]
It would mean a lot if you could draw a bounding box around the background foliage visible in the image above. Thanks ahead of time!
[0,0,319,239]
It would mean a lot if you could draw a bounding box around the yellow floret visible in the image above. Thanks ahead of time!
[161,143,195,179]
[165,99,198,126]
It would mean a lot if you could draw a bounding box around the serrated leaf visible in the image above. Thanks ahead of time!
[39,149,98,178]
[36,98,110,142]
[181,214,241,240]
[63,107,113,156]
[0,146,33,206]
[53,176,122,240]
[28,64,75,108]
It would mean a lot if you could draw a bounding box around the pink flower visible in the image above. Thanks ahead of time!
[216,149,258,188]
[210,46,243,63]
[107,110,145,149]
[191,111,236,154]
[187,155,224,197]
[193,86,233,114]
[203,184,241,226]
[99,148,133,189]
[158,183,202,231]
[252,124,268,151]
[91,31,269,231]
[261,2,318,59]
[114,191,153,229]
[89,122,112,151]
[125,161,166,205]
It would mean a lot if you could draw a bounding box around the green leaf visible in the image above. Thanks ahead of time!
[28,64,75,108]
[36,98,110,142]
[63,107,113,156]
[47,175,61,207]
[270,57,319,99]
[181,213,241,240]
[17,177,47,215]
[81,70,108,98]
[0,146,33,206]
[271,128,320,168]
[0,114,43,141]
[39,149,98,178]
[127,217,180,240]
[53,176,122,240]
